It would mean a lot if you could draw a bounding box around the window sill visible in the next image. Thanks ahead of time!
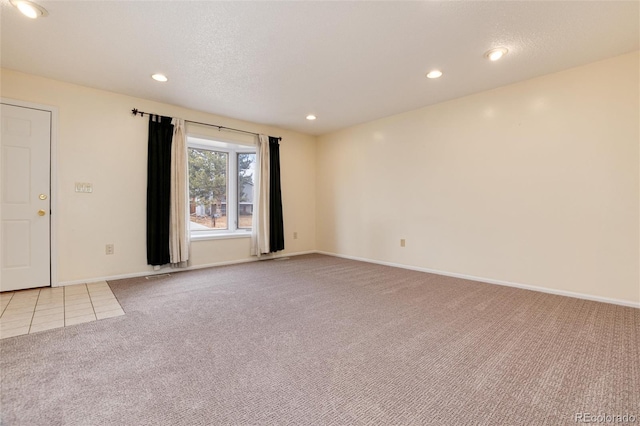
[190,232,252,242]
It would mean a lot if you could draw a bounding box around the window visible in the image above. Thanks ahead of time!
[187,136,256,238]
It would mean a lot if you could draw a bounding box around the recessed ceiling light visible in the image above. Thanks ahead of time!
[10,0,48,18]
[151,74,168,82]
[306,115,317,121]
[426,70,443,79]
[485,47,508,61]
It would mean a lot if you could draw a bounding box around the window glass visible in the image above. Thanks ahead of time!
[237,153,256,229]
[187,136,256,237]
[188,148,228,231]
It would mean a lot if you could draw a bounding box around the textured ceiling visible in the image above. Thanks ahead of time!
[1,1,638,135]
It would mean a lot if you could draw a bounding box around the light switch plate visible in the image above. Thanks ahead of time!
[75,182,93,193]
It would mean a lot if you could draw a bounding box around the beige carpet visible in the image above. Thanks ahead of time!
[1,254,638,425]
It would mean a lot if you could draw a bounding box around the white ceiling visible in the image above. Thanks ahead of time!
[1,1,638,136]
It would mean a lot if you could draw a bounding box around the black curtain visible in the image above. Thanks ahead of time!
[269,137,285,252]
[146,115,174,266]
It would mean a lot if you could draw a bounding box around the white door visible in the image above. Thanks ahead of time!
[1,103,51,292]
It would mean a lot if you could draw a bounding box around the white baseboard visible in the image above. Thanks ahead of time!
[55,249,638,309]
[55,250,317,287]
[315,250,640,309]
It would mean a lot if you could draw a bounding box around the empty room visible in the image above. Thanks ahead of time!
[1,1,638,425]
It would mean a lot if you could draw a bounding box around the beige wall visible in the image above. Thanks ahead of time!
[1,69,316,284]
[2,52,638,305]
[317,52,640,304]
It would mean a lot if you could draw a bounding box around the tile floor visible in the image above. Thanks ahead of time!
[0,281,124,339]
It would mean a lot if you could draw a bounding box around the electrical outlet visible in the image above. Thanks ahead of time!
[105,244,114,255]
[293,232,298,240]
[400,239,406,247]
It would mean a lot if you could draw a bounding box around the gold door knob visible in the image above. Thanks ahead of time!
[38,210,46,216]
[39,194,47,200]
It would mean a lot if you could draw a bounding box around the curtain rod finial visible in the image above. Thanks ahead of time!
[132,108,145,117]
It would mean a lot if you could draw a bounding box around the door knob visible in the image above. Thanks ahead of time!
[39,194,47,200]
[38,210,46,216]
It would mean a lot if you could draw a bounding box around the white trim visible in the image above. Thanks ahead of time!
[56,250,317,286]
[0,98,59,288]
[316,251,640,309]
[56,248,638,309]
[190,232,251,241]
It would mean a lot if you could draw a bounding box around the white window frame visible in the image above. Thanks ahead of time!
[187,135,256,241]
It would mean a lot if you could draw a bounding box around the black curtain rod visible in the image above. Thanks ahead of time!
[131,108,281,141]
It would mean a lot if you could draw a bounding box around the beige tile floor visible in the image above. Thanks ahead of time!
[0,281,124,339]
